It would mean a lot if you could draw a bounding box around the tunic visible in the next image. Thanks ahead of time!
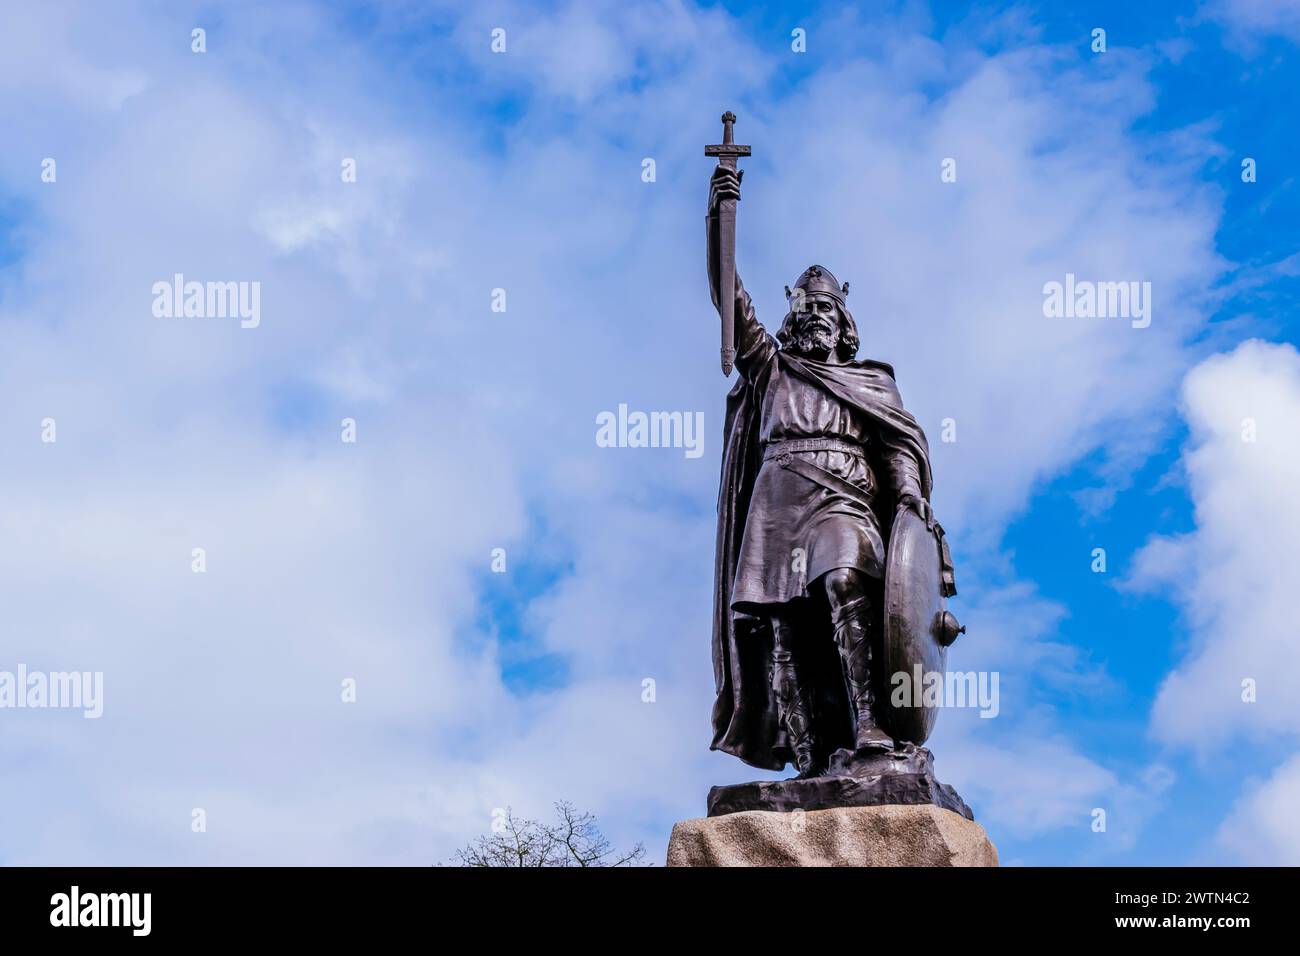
[728,280,923,613]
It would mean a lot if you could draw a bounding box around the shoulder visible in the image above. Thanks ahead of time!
[850,358,897,379]
[842,358,905,405]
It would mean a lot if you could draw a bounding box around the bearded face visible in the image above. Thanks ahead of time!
[787,295,842,359]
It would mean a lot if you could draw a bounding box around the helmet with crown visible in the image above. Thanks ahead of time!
[785,264,850,306]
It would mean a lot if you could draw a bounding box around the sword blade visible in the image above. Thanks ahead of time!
[717,196,737,376]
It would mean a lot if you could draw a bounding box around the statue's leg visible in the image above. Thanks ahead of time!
[769,613,819,777]
[824,568,894,753]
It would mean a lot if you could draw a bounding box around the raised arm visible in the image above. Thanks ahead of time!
[706,165,775,378]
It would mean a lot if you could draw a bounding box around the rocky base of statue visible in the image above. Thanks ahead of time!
[667,804,998,866]
[705,743,973,819]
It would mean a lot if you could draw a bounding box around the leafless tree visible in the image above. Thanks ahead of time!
[450,801,648,867]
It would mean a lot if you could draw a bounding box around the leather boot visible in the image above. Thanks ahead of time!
[833,597,894,753]
[770,627,818,777]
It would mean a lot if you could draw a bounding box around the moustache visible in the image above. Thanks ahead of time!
[797,315,836,332]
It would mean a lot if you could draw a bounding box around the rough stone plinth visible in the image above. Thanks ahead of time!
[667,804,998,867]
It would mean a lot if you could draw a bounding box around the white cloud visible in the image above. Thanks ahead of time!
[1203,0,1300,45]
[0,5,149,110]
[1216,753,1300,864]
[1126,340,1300,864]
[1131,341,1300,753]
[939,732,1174,854]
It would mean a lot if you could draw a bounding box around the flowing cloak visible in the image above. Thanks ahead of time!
[709,350,941,770]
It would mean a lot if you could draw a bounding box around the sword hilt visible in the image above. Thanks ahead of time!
[705,111,751,163]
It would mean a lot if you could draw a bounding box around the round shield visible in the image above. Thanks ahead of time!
[880,509,961,745]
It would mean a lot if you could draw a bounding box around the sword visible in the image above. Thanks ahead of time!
[705,111,751,377]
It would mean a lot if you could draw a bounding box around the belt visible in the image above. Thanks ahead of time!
[761,437,865,460]
[769,447,876,507]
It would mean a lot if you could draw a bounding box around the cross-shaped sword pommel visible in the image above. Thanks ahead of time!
[705,111,751,165]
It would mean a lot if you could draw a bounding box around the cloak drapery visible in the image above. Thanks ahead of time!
[709,351,938,770]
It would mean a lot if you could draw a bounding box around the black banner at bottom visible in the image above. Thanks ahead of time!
[0,865,1279,941]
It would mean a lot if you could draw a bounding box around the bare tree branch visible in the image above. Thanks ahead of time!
[447,802,648,867]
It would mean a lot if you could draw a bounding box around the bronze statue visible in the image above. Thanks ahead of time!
[704,113,968,817]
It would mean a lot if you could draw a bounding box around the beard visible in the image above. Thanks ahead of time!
[788,318,839,358]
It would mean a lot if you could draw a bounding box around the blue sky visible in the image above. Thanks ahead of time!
[1,0,1299,866]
